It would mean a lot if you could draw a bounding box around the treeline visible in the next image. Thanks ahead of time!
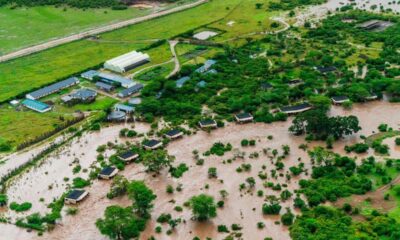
[0,0,180,9]
[268,0,326,11]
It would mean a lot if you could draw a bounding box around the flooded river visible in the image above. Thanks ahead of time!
[1,100,399,240]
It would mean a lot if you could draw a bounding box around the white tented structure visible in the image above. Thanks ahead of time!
[104,51,150,73]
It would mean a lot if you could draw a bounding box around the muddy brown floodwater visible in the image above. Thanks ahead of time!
[1,101,399,240]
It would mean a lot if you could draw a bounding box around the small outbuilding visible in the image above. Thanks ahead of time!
[143,140,163,150]
[96,81,115,92]
[115,104,134,113]
[199,119,217,128]
[118,84,144,98]
[280,103,312,115]
[165,129,183,140]
[235,113,254,123]
[22,99,52,113]
[315,66,337,75]
[331,96,350,105]
[65,189,89,204]
[118,150,139,162]
[99,166,118,179]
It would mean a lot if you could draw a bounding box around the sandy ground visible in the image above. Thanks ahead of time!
[1,100,399,240]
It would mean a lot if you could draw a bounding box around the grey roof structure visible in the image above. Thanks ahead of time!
[100,167,117,176]
[165,129,182,138]
[81,70,99,80]
[199,119,217,126]
[144,139,161,148]
[98,72,135,88]
[176,76,190,88]
[331,96,349,102]
[235,113,253,121]
[315,66,337,74]
[96,81,114,92]
[280,103,312,113]
[72,89,97,100]
[107,111,126,121]
[118,84,144,98]
[118,150,137,160]
[196,60,217,73]
[115,104,135,113]
[66,190,86,200]
[26,77,79,100]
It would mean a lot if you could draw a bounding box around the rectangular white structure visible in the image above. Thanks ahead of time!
[104,51,150,73]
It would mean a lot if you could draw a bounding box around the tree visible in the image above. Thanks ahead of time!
[127,181,156,219]
[281,208,295,226]
[262,202,281,215]
[96,205,146,240]
[107,175,129,199]
[190,194,217,221]
[0,194,7,207]
[141,150,174,173]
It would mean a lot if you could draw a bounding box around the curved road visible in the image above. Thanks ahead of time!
[0,0,207,63]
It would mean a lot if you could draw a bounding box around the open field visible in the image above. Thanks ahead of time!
[0,6,151,55]
[0,0,284,103]
[0,0,199,55]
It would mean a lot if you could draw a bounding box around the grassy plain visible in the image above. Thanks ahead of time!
[0,0,198,54]
[0,6,152,54]
[0,0,280,103]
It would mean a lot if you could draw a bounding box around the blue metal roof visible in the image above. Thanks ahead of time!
[176,76,190,88]
[22,99,51,112]
[195,60,217,73]
[81,70,99,80]
[115,104,135,112]
[98,72,134,88]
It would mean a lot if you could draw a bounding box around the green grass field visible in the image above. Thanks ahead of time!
[0,0,198,54]
[0,0,282,103]
[0,6,153,54]
[0,0,283,150]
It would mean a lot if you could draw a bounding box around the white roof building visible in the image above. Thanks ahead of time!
[104,51,150,73]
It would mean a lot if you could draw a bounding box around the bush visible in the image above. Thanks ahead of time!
[10,202,32,212]
[0,194,7,207]
[72,177,90,188]
[217,225,229,233]
[262,203,281,215]
[395,138,400,146]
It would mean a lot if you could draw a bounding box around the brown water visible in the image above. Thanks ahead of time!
[2,101,400,240]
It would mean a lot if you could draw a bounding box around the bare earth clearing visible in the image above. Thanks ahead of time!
[1,101,399,240]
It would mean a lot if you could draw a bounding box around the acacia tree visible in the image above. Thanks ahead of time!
[190,194,217,221]
[141,150,174,173]
[96,205,146,240]
[127,181,156,219]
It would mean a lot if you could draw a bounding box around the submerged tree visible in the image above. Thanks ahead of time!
[190,194,217,221]
[127,181,156,219]
[96,205,146,240]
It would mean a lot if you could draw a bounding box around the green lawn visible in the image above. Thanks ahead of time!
[0,6,153,55]
[0,0,244,103]
[0,0,199,54]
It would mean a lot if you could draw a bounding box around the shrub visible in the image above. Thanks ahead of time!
[10,202,32,212]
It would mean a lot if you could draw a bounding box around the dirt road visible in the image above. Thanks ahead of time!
[0,0,207,63]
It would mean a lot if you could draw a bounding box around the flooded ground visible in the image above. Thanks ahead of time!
[295,0,400,26]
[1,100,399,240]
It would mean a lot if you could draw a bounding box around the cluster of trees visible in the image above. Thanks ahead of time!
[290,206,400,239]
[289,109,361,141]
[97,180,156,239]
[299,148,372,206]
[268,0,326,11]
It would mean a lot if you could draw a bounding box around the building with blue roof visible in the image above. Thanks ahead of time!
[176,76,190,88]
[195,60,217,73]
[98,72,135,88]
[117,84,144,98]
[115,104,135,113]
[81,70,99,80]
[22,99,52,113]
